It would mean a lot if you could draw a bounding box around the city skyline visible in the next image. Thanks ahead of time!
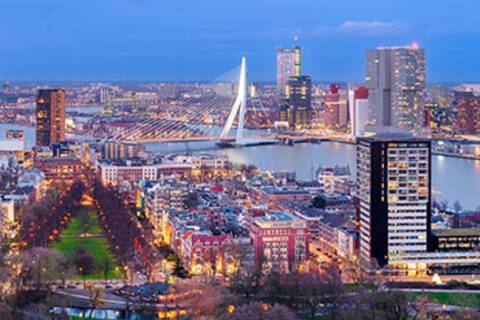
[2,0,480,82]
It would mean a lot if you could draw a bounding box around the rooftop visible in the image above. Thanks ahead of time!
[433,228,480,237]
[261,186,310,195]
[255,211,296,223]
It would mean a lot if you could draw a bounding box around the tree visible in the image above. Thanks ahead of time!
[438,199,449,212]
[0,302,13,320]
[260,268,345,320]
[184,191,198,209]
[344,290,410,320]
[171,257,189,279]
[19,247,69,292]
[311,195,327,209]
[228,262,263,301]
[175,280,227,319]
[74,247,95,276]
[223,302,298,320]
[453,200,463,214]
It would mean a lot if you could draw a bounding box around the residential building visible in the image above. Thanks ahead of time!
[35,156,84,186]
[249,211,309,273]
[0,197,15,239]
[254,186,311,202]
[137,179,190,239]
[36,89,66,147]
[316,165,352,195]
[366,45,426,130]
[97,159,191,186]
[103,141,145,160]
[454,91,480,135]
[355,132,431,267]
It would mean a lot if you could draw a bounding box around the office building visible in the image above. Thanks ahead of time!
[432,228,480,252]
[279,75,312,129]
[356,133,431,266]
[276,46,301,96]
[348,87,369,137]
[36,89,66,147]
[366,45,425,130]
[324,84,349,131]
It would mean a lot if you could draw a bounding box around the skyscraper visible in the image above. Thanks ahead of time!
[348,87,369,137]
[356,133,431,266]
[36,89,66,147]
[279,75,312,129]
[276,46,301,96]
[366,44,426,130]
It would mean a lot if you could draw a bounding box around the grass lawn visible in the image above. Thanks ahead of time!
[411,292,480,308]
[52,205,122,280]
[61,206,103,236]
[344,283,376,292]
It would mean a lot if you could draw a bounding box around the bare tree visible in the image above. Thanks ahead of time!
[175,279,228,320]
[222,302,298,320]
[453,200,463,214]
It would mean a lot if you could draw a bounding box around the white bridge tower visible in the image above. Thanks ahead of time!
[220,57,247,144]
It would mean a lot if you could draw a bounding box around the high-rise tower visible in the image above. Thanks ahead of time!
[36,89,66,147]
[277,46,301,96]
[356,132,432,266]
[366,44,425,130]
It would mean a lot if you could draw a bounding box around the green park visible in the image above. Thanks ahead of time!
[51,204,122,280]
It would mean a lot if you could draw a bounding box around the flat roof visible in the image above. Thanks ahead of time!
[255,211,296,223]
[433,228,480,237]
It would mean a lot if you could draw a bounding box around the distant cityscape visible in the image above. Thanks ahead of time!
[1,37,480,319]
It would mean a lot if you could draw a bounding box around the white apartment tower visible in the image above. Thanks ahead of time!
[355,132,431,266]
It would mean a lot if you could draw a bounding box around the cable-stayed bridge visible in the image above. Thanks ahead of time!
[107,57,278,147]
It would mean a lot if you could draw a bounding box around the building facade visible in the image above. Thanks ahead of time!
[366,45,425,130]
[36,89,66,147]
[249,211,309,273]
[348,87,369,137]
[324,84,349,131]
[279,75,312,129]
[454,91,480,135]
[35,156,84,186]
[276,46,301,96]
[355,133,431,267]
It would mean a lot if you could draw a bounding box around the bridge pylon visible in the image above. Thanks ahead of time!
[219,57,247,144]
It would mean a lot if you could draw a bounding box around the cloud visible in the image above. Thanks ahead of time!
[337,20,409,37]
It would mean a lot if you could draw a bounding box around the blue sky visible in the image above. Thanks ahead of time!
[1,0,480,82]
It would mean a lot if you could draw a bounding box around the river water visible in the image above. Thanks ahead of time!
[146,141,480,211]
[1,122,478,211]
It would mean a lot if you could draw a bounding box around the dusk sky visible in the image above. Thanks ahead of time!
[2,0,480,82]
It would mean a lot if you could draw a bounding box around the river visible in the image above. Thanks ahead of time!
[146,141,480,211]
[1,122,478,211]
